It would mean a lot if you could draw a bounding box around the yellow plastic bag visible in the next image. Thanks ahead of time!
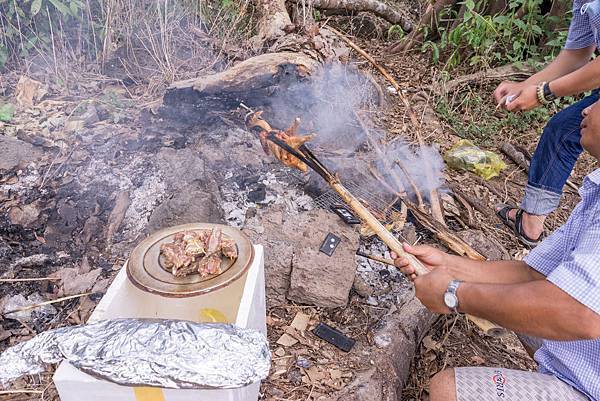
[445,140,506,180]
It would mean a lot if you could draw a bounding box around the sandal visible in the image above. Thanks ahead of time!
[496,204,543,248]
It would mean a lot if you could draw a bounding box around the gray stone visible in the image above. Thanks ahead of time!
[286,210,359,308]
[148,181,223,230]
[244,207,359,308]
[0,135,42,171]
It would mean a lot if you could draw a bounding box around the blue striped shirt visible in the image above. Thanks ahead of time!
[524,168,600,401]
[566,0,600,49]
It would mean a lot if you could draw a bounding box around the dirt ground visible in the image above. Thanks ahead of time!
[0,17,596,401]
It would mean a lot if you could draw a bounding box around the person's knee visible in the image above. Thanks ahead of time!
[429,368,457,401]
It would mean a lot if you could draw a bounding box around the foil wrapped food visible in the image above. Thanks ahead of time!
[0,319,270,389]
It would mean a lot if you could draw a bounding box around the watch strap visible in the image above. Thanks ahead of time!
[446,279,462,313]
[543,82,557,102]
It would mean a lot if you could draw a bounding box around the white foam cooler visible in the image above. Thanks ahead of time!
[53,226,266,401]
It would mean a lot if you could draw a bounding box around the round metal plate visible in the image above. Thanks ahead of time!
[127,223,254,297]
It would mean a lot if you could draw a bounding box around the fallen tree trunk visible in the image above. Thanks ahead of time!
[293,0,413,32]
[162,52,321,124]
[255,0,294,43]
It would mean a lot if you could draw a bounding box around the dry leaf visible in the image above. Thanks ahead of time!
[470,355,485,365]
[276,333,298,347]
[15,76,47,107]
[422,335,441,351]
[305,366,326,383]
[329,369,342,380]
[290,312,310,331]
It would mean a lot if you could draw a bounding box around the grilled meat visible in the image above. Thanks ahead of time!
[159,229,238,277]
[246,111,315,173]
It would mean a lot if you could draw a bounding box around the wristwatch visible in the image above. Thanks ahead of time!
[537,81,557,105]
[444,280,462,313]
[543,82,557,102]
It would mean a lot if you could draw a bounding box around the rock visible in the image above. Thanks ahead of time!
[7,202,40,227]
[245,206,358,307]
[286,210,359,308]
[0,135,43,171]
[148,181,223,230]
[353,275,373,298]
[457,229,510,260]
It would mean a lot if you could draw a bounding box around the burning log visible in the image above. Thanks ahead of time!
[245,111,505,337]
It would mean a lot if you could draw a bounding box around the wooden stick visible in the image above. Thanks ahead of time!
[329,26,446,226]
[2,292,92,316]
[335,181,505,336]
[0,390,44,395]
[395,159,425,210]
[356,251,396,266]
[332,181,430,275]
[0,277,60,283]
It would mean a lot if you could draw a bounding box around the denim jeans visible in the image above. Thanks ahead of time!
[521,90,600,215]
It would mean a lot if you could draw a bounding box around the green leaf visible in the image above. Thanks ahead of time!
[48,0,70,15]
[0,103,16,122]
[30,0,42,15]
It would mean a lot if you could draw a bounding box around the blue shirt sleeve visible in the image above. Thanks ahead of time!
[565,0,596,49]
[524,225,567,276]
[545,217,600,316]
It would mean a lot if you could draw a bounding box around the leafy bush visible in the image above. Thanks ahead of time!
[422,0,569,69]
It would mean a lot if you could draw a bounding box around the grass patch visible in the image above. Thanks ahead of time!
[436,90,551,146]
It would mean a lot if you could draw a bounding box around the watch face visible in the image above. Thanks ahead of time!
[444,293,458,309]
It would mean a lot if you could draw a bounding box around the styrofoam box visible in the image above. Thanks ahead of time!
[53,245,266,401]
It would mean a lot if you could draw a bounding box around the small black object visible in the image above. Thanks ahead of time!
[247,184,267,202]
[330,205,360,225]
[313,322,355,352]
[319,233,341,256]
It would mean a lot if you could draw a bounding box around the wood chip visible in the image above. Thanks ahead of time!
[290,312,310,331]
[274,347,286,357]
[276,333,298,347]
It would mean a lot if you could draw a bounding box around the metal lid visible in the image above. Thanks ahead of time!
[127,223,254,298]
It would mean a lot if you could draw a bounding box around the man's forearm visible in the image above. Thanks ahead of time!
[551,54,600,97]
[458,280,600,340]
[525,47,594,85]
[446,257,543,284]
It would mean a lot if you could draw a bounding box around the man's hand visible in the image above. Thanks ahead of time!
[392,243,450,281]
[414,268,456,314]
[505,84,541,112]
[494,80,526,105]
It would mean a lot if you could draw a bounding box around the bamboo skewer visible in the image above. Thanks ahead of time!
[1,292,92,316]
[245,110,505,336]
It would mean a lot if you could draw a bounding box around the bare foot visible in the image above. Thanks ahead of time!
[506,209,545,240]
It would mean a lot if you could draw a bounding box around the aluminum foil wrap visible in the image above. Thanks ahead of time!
[0,319,271,389]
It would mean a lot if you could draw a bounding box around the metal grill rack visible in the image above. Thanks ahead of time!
[313,181,403,223]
